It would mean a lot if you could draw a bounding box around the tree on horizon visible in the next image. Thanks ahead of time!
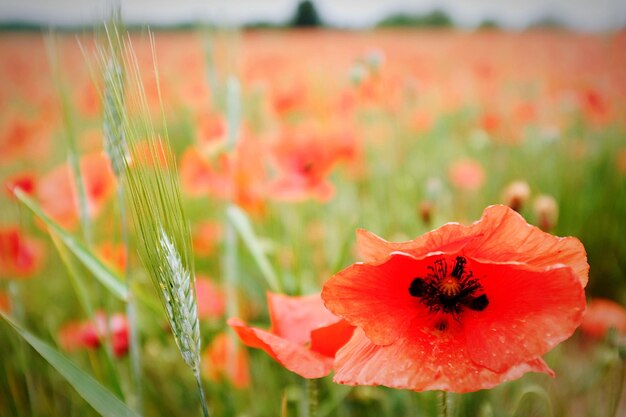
[290,0,323,27]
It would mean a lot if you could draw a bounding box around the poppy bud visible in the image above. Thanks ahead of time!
[533,194,558,232]
[364,49,385,73]
[502,181,531,212]
[350,64,367,86]
[418,200,434,225]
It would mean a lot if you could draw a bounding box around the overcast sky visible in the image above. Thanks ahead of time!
[1,0,625,30]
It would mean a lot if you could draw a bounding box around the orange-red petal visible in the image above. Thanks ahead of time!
[333,328,553,393]
[355,205,588,286]
[228,317,333,379]
[462,261,585,372]
[323,251,585,380]
[310,319,355,358]
[267,292,339,345]
[322,253,430,346]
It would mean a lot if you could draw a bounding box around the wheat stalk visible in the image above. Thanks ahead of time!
[94,20,209,417]
[157,227,201,369]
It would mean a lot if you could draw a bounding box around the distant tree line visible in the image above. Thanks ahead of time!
[246,1,568,30]
[0,0,577,31]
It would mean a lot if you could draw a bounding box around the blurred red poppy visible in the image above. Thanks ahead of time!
[192,221,222,257]
[195,275,225,320]
[202,332,250,389]
[323,205,587,392]
[581,298,626,339]
[0,111,52,164]
[0,226,45,279]
[37,153,116,229]
[4,171,37,199]
[97,242,127,274]
[268,128,356,203]
[228,292,354,379]
[448,158,485,191]
[180,133,268,215]
[58,311,129,358]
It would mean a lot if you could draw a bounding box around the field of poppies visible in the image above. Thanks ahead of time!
[1,25,626,417]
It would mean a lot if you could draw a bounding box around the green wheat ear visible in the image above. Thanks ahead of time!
[97,21,209,416]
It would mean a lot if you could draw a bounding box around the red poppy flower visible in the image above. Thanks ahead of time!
[448,159,485,191]
[180,134,268,215]
[268,128,356,203]
[228,292,354,379]
[180,147,231,198]
[0,226,45,279]
[4,171,37,199]
[202,332,250,389]
[37,153,116,229]
[195,275,225,320]
[580,298,626,339]
[270,82,307,116]
[192,221,222,257]
[195,113,226,150]
[58,311,129,358]
[0,111,52,164]
[97,242,127,274]
[322,205,587,392]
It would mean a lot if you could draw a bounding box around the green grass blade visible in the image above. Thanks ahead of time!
[49,233,94,318]
[45,32,93,244]
[0,312,139,417]
[14,189,127,300]
[511,385,553,417]
[226,204,282,292]
[225,76,241,151]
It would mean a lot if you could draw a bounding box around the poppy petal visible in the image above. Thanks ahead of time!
[355,224,474,263]
[322,253,436,346]
[355,205,588,286]
[228,317,333,379]
[461,205,588,286]
[333,328,553,393]
[310,319,355,358]
[268,292,339,345]
[463,261,585,373]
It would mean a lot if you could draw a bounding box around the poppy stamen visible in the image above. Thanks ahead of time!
[408,256,489,324]
[468,294,489,311]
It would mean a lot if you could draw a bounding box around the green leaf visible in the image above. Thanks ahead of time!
[14,189,127,300]
[511,384,553,417]
[227,204,282,292]
[0,312,139,417]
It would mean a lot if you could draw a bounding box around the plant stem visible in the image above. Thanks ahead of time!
[307,378,318,417]
[610,362,626,417]
[8,282,38,416]
[224,208,240,381]
[45,33,92,245]
[439,391,449,417]
[195,369,211,417]
[119,183,143,415]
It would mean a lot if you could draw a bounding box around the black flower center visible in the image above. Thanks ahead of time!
[408,256,489,320]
